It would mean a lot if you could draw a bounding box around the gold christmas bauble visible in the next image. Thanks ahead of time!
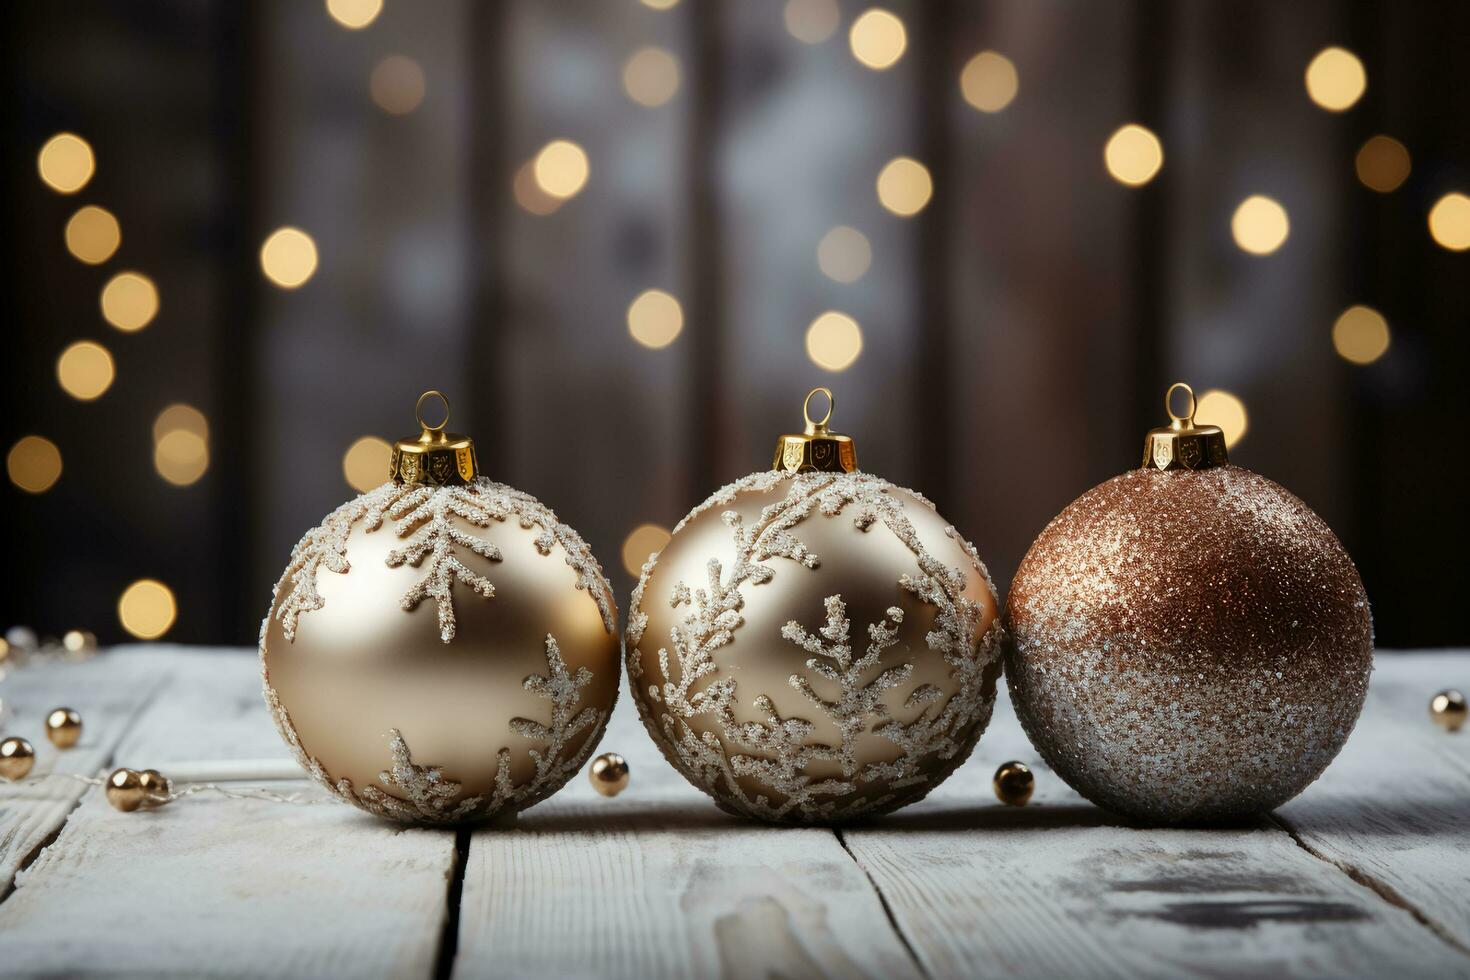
[45,707,83,748]
[626,391,1002,824]
[260,392,620,825]
[1006,384,1373,824]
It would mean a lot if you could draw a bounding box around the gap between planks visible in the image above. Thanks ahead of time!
[835,826,932,980]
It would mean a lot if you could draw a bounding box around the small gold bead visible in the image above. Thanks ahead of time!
[106,768,146,812]
[0,736,36,781]
[137,769,172,805]
[589,752,630,797]
[993,760,1034,806]
[45,707,83,749]
[1431,690,1467,733]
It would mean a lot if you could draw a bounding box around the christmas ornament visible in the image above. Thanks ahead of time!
[626,389,1002,823]
[106,768,146,812]
[0,736,35,780]
[260,391,620,825]
[992,761,1033,806]
[588,752,629,797]
[1006,383,1372,824]
[1431,690,1466,732]
[45,707,82,748]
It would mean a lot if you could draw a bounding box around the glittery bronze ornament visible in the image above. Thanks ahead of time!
[992,761,1034,806]
[1005,384,1372,825]
[588,752,630,797]
[106,768,146,812]
[627,390,1002,824]
[1431,690,1466,732]
[261,392,620,825]
[0,736,35,780]
[45,707,82,748]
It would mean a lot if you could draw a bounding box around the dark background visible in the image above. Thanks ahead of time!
[3,0,1467,648]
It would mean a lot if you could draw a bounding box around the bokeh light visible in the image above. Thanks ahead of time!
[62,630,95,652]
[1104,124,1164,187]
[100,271,159,332]
[849,8,906,70]
[1231,196,1290,255]
[1332,305,1391,366]
[513,160,563,216]
[959,51,1018,113]
[56,341,115,401]
[627,289,684,349]
[534,140,590,201]
[370,55,426,115]
[260,227,318,288]
[1428,193,1470,251]
[154,403,209,444]
[343,436,391,492]
[64,205,121,265]
[118,579,177,640]
[876,157,932,216]
[7,436,62,494]
[154,430,209,486]
[816,226,872,283]
[1355,135,1411,193]
[325,0,382,29]
[784,0,839,44]
[37,133,95,194]
[639,0,679,8]
[623,47,680,107]
[1195,390,1248,448]
[805,311,863,371]
[621,523,672,577]
[1305,46,1366,112]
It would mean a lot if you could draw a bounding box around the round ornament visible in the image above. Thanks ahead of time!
[1005,383,1372,824]
[626,390,1002,823]
[260,392,620,824]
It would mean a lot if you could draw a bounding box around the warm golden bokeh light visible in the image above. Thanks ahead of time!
[534,140,590,201]
[154,430,209,486]
[1195,390,1248,448]
[513,160,563,216]
[1104,124,1164,187]
[1355,135,1411,193]
[784,0,839,44]
[1332,305,1391,366]
[7,436,62,494]
[56,341,115,401]
[154,403,209,443]
[62,630,94,652]
[64,205,121,265]
[118,579,177,640]
[627,289,684,349]
[100,272,159,332]
[621,523,672,577]
[260,227,319,288]
[623,47,681,107]
[37,133,95,194]
[849,8,906,70]
[1231,195,1290,255]
[639,0,680,8]
[342,435,392,492]
[1428,193,1470,251]
[816,226,872,283]
[876,157,932,217]
[370,55,426,115]
[805,311,864,372]
[959,51,1019,113]
[325,0,382,29]
[1305,46,1367,112]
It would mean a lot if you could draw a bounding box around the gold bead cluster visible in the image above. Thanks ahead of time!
[105,767,173,812]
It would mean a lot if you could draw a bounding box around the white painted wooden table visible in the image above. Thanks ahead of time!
[0,647,1466,979]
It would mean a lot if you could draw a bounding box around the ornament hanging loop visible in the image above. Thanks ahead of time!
[1165,382,1196,430]
[1142,380,1226,471]
[773,387,857,473]
[392,390,479,485]
[803,387,834,434]
[416,390,451,434]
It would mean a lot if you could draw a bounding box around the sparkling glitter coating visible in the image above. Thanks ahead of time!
[1005,465,1373,824]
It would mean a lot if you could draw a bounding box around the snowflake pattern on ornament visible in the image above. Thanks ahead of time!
[626,471,1002,823]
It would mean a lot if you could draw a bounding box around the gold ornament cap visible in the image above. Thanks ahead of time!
[390,390,479,486]
[1141,382,1228,472]
[773,388,858,474]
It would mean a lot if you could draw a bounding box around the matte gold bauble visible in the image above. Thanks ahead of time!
[1006,383,1373,825]
[45,707,83,748]
[626,390,1002,824]
[0,736,35,780]
[260,392,620,825]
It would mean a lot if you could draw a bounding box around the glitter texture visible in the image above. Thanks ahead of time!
[1005,465,1373,824]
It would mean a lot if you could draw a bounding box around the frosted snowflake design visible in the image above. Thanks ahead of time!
[272,477,615,643]
[626,471,1002,823]
[263,635,604,824]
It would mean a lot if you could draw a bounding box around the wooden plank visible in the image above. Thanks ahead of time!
[0,647,459,980]
[0,647,166,896]
[839,655,1470,979]
[452,700,924,980]
[1277,651,1470,954]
